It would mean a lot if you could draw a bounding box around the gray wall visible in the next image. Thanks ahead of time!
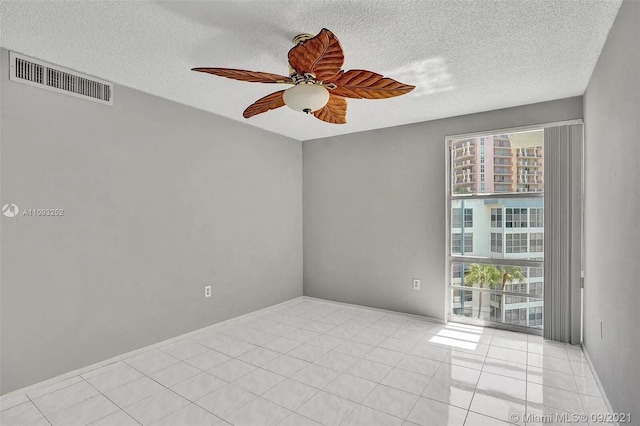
[583,0,640,420]
[0,48,303,394]
[303,97,583,319]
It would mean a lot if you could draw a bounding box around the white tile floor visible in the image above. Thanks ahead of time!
[0,298,609,426]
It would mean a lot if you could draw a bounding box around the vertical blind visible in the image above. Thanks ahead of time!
[543,124,583,344]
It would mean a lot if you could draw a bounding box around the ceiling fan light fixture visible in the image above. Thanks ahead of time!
[192,28,415,123]
[283,83,329,114]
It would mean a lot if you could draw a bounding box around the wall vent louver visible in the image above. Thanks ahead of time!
[9,51,113,105]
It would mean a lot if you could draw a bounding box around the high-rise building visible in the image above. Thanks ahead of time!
[451,133,544,194]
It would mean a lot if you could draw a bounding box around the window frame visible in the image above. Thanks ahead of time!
[445,123,565,334]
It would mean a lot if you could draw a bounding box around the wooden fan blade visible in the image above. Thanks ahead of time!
[328,70,415,99]
[243,90,286,118]
[313,94,347,124]
[288,28,344,81]
[192,68,293,84]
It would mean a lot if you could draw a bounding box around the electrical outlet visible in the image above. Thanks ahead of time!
[204,285,212,298]
[412,279,421,290]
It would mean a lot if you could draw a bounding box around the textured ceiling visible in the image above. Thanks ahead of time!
[0,1,622,141]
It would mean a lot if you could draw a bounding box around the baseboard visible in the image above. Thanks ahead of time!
[581,344,619,426]
[0,296,304,403]
[301,295,446,324]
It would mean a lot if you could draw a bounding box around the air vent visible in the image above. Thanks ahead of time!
[15,57,44,84]
[9,51,113,105]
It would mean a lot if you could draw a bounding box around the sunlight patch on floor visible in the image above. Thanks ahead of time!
[427,323,486,350]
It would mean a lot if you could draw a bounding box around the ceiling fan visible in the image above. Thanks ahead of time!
[192,28,415,124]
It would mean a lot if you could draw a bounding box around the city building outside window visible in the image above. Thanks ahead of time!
[452,233,461,253]
[491,208,503,227]
[505,308,527,325]
[506,208,528,228]
[506,233,528,253]
[530,232,544,252]
[452,208,473,228]
[529,267,543,278]
[530,208,544,227]
[464,234,473,252]
[529,281,544,295]
[491,233,503,253]
[464,209,473,227]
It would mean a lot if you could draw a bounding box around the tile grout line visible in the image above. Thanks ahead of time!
[91,356,210,425]
[5,298,612,426]
[117,358,214,425]
[0,296,306,405]
[457,356,485,424]
[25,394,52,426]
[25,379,105,423]
[80,374,143,425]
[280,305,410,424]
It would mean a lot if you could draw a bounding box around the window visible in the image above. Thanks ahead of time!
[529,282,543,295]
[490,306,502,322]
[452,209,461,228]
[464,209,473,227]
[529,267,543,278]
[449,129,544,329]
[506,233,528,253]
[530,233,544,252]
[491,233,502,253]
[530,208,544,227]
[529,306,543,326]
[453,288,473,304]
[505,282,527,304]
[506,296,527,304]
[464,234,473,252]
[452,263,461,278]
[452,208,473,228]
[452,234,473,253]
[491,208,503,227]
[506,208,528,228]
[505,308,527,326]
[452,233,461,253]
[507,283,527,293]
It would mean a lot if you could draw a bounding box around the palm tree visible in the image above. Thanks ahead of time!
[453,186,472,194]
[464,264,501,319]
[500,266,525,291]
[498,266,526,319]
